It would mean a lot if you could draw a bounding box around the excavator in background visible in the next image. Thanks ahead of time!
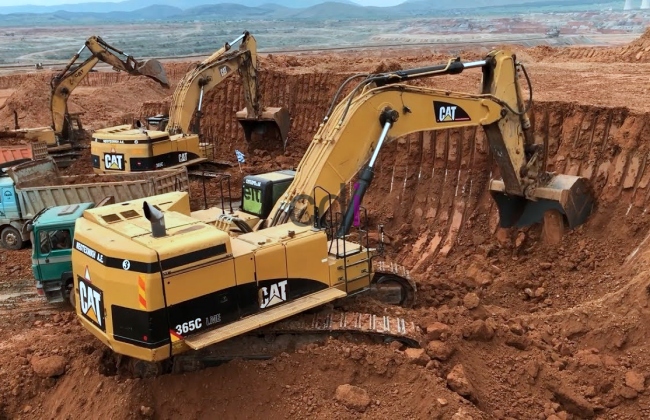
[71,49,595,377]
[1,36,169,168]
[90,31,290,176]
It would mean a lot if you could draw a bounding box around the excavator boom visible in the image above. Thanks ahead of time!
[266,50,595,232]
[166,31,290,149]
[50,36,169,140]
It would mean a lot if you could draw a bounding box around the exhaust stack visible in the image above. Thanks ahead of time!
[143,201,166,238]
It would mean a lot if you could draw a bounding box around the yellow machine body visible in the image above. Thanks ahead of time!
[71,192,367,362]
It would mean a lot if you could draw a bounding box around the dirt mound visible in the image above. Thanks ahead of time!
[0,72,58,129]
[528,27,650,63]
[72,77,172,131]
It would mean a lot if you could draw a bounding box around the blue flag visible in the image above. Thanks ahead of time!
[235,150,245,163]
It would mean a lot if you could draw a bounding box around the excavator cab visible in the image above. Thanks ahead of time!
[236,106,291,151]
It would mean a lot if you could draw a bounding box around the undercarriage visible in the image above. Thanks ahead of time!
[101,263,422,379]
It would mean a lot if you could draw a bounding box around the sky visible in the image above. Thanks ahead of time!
[0,0,406,6]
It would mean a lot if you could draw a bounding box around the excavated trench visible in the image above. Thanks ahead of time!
[153,70,650,273]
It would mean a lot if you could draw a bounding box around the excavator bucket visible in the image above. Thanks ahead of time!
[488,174,595,230]
[236,107,291,151]
[135,59,170,88]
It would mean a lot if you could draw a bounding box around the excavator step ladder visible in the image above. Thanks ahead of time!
[184,288,347,350]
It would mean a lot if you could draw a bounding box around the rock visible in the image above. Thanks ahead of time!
[625,370,645,392]
[465,263,493,287]
[437,398,448,407]
[462,320,494,342]
[551,384,595,418]
[542,210,565,245]
[525,360,540,381]
[447,364,476,401]
[23,406,32,413]
[451,408,474,420]
[31,355,67,378]
[426,340,455,361]
[505,335,531,351]
[140,406,154,418]
[575,350,602,368]
[335,384,371,412]
[539,262,552,270]
[426,322,452,341]
[52,314,62,323]
[618,386,638,400]
[515,231,526,248]
[404,348,430,367]
[534,287,546,298]
[463,293,480,309]
[495,228,511,246]
[509,322,525,336]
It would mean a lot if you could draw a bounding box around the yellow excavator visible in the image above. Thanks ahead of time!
[90,31,290,175]
[70,49,595,377]
[1,36,169,168]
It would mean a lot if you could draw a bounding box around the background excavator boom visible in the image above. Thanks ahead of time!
[164,31,290,149]
[50,35,169,141]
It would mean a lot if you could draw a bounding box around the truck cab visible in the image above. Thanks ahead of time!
[0,173,23,249]
[29,202,94,304]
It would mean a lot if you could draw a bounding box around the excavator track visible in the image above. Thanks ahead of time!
[109,309,423,379]
[102,263,420,379]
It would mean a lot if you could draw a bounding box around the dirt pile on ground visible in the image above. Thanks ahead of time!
[528,27,650,63]
[72,77,172,130]
[0,72,60,129]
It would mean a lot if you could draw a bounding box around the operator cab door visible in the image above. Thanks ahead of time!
[35,228,73,283]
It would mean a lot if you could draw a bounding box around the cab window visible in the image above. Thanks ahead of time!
[39,229,72,254]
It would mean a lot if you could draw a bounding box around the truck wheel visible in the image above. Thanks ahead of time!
[1,227,23,250]
[67,283,76,309]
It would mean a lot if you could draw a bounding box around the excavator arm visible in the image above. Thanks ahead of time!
[266,50,594,233]
[165,31,290,149]
[50,36,169,141]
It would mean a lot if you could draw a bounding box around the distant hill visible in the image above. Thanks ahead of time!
[0,0,624,24]
[0,0,356,15]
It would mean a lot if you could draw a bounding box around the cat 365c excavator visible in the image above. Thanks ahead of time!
[90,31,290,176]
[70,49,595,377]
[0,36,169,168]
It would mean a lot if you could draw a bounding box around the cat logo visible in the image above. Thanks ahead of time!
[219,66,229,77]
[433,101,471,123]
[104,148,125,171]
[78,267,105,331]
[259,280,288,309]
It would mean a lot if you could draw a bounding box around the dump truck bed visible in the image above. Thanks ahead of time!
[5,158,190,219]
[0,142,48,165]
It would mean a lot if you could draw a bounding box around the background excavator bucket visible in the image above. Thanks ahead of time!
[488,174,595,230]
[135,59,170,88]
[236,107,291,151]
